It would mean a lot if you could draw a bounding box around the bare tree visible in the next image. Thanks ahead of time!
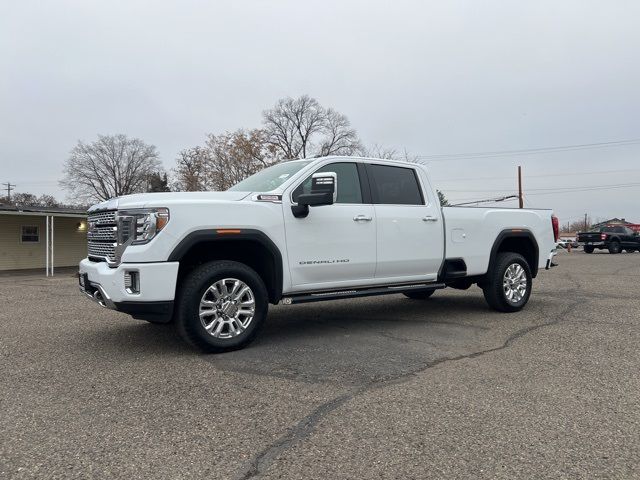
[204,129,276,190]
[318,108,361,156]
[262,95,361,159]
[359,143,399,160]
[563,219,591,233]
[0,193,61,207]
[173,129,277,191]
[173,147,211,191]
[146,172,170,192]
[61,134,162,202]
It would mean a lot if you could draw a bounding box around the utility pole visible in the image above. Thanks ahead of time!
[2,182,15,201]
[584,213,588,231]
[517,166,523,209]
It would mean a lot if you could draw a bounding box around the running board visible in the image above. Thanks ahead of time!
[281,282,446,305]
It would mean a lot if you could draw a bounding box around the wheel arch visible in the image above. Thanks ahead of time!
[168,229,283,304]
[488,229,540,278]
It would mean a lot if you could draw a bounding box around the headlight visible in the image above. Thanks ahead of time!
[117,208,170,245]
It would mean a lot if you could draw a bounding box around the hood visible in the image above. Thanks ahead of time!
[89,191,251,212]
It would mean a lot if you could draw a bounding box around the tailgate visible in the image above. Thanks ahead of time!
[578,233,602,242]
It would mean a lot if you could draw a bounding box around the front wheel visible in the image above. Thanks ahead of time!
[584,245,594,254]
[482,252,532,312]
[176,261,268,353]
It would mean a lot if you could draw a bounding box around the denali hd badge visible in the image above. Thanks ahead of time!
[299,259,350,265]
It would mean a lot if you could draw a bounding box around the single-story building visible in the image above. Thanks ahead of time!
[0,205,87,273]
[592,218,640,232]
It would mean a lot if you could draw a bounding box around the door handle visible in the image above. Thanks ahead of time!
[422,216,438,222]
[353,215,373,222]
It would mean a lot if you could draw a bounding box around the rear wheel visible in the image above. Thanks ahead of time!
[584,245,594,254]
[176,261,268,353]
[482,252,532,312]
[608,241,621,254]
[403,289,436,300]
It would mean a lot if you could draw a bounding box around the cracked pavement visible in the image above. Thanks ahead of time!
[1,250,639,479]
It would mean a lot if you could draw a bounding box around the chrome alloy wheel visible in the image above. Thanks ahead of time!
[199,278,256,339]
[503,263,527,304]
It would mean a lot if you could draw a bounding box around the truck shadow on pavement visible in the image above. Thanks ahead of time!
[77,288,527,388]
[93,292,503,386]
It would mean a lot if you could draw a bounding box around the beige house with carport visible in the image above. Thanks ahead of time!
[0,205,87,272]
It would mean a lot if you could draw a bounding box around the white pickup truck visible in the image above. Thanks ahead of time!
[79,156,559,352]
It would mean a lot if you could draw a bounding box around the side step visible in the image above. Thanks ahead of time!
[281,282,446,305]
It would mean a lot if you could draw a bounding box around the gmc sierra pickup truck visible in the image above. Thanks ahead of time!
[79,156,558,352]
[577,225,640,254]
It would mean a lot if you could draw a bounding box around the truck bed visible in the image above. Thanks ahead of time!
[443,206,556,276]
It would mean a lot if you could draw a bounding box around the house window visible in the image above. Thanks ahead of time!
[21,226,40,243]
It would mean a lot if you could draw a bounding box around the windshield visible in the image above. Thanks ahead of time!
[228,160,312,192]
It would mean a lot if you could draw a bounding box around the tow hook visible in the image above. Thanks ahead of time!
[93,289,107,307]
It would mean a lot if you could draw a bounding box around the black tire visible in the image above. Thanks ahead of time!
[482,252,532,313]
[584,245,594,254]
[608,241,621,254]
[175,260,268,353]
[403,289,436,300]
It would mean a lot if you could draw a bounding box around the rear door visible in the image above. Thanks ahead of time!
[282,161,377,290]
[366,163,444,282]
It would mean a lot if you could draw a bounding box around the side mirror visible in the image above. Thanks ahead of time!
[291,172,337,218]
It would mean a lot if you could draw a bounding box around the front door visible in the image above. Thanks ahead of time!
[283,161,376,291]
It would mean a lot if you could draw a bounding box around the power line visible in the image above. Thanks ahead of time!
[10,180,59,185]
[526,182,640,192]
[451,195,518,206]
[527,183,640,196]
[416,138,640,161]
[434,168,640,183]
[442,181,640,194]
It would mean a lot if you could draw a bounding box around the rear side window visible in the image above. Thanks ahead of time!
[368,165,424,205]
[292,162,363,204]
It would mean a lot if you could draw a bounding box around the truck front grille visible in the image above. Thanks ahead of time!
[88,210,118,262]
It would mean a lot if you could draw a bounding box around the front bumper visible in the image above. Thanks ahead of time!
[78,259,179,322]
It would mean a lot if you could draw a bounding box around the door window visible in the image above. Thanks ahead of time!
[292,162,363,204]
[368,164,424,205]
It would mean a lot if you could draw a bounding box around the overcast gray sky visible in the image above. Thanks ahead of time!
[2,0,639,226]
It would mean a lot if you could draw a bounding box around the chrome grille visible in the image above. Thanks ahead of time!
[87,226,117,241]
[88,241,117,259]
[88,210,117,225]
[88,210,118,262]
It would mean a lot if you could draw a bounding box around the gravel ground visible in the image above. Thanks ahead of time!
[1,250,639,479]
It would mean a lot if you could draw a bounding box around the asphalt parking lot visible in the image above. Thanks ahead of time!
[1,250,639,479]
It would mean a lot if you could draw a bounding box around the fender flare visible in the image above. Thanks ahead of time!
[488,229,540,278]
[168,229,284,303]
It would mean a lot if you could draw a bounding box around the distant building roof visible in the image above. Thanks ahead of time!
[592,218,634,227]
[0,204,87,217]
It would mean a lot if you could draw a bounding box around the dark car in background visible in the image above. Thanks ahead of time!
[577,226,640,254]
